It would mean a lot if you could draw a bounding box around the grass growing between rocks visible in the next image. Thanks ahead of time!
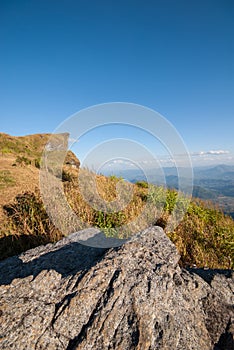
[0,168,233,268]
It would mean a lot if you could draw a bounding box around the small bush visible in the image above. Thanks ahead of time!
[3,191,61,239]
[15,156,31,166]
[1,147,11,154]
[62,170,73,182]
[109,175,123,181]
[164,190,177,214]
[94,210,126,229]
[34,158,41,169]
[0,170,15,188]
[135,180,149,189]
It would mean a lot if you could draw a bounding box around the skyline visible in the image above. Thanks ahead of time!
[0,0,233,167]
[68,120,234,168]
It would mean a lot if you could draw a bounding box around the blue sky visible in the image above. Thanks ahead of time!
[0,0,233,166]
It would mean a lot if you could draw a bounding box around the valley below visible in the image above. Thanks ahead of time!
[103,164,234,219]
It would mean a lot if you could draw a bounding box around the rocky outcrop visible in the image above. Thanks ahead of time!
[0,227,233,350]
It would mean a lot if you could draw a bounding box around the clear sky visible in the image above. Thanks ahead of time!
[0,0,233,166]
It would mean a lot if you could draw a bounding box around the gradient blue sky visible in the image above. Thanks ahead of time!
[0,0,233,166]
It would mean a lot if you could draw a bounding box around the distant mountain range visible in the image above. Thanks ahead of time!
[101,164,234,218]
[194,164,234,180]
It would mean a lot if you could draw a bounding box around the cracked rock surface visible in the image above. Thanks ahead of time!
[0,226,233,350]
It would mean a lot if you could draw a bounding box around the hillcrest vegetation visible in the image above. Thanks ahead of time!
[0,132,233,268]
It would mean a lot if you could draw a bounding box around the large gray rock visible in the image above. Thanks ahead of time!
[0,227,233,350]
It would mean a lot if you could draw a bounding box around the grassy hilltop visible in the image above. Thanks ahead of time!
[0,132,79,215]
[0,132,233,268]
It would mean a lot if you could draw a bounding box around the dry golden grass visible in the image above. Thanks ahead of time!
[0,133,233,268]
[0,154,40,219]
[0,132,79,219]
[1,166,233,268]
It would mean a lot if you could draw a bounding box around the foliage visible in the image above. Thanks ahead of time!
[15,155,31,166]
[34,158,41,169]
[0,170,15,188]
[0,166,233,268]
[3,191,55,236]
[168,200,234,268]
[93,209,126,237]
[62,170,73,182]
[0,191,63,260]
[135,180,149,189]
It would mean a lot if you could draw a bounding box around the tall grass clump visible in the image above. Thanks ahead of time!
[168,199,234,268]
[0,190,63,260]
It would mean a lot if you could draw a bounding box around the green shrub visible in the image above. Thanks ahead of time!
[164,190,177,214]
[15,156,31,166]
[0,170,15,188]
[94,210,126,229]
[93,209,127,238]
[1,147,11,154]
[135,180,149,189]
[147,185,167,207]
[34,158,41,169]
[109,175,123,181]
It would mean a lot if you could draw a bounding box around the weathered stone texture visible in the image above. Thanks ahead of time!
[0,227,233,349]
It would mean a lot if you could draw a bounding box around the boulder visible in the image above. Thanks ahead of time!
[0,227,233,349]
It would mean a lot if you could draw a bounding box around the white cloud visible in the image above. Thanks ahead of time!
[113,159,125,164]
[197,150,230,156]
[189,149,234,166]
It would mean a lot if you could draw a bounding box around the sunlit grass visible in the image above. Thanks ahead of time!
[0,167,233,268]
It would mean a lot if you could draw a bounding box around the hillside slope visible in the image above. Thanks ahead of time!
[0,132,80,218]
[0,133,233,268]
